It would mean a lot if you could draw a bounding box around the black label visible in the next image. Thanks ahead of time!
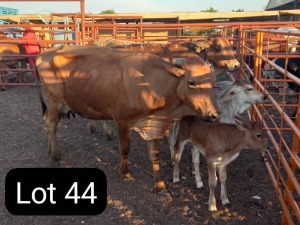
[5,168,107,215]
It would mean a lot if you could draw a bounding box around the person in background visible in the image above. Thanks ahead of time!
[20,18,41,80]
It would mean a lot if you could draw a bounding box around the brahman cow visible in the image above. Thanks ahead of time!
[36,44,219,196]
[172,116,267,211]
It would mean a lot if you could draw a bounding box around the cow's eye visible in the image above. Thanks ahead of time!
[188,81,196,87]
[215,44,222,52]
[256,133,261,138]
[247,88,254,91]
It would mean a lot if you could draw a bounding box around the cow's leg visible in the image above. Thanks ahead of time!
[101,120,115,140]
[44,100,61,160]
[0,63,7,91]
[218,164,230,206]
[88,120,97,134]
[0,75,6,91]
[207,161,218,211]
[117,124,133,180]
[148,139,169,196]
[18,59,27,82]
[191,146,203,188]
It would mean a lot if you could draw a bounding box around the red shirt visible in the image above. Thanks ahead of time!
[21,27,40,54]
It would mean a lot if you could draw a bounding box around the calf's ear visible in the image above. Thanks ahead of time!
[234,116,251,132]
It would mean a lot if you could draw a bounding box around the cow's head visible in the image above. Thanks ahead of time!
[216,79,267,114]
[166,56,220,121]
[200,35,240,72]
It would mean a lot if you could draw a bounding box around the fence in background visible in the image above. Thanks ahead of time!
[0,18,299,224]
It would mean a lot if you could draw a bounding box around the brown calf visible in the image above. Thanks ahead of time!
[173,116,267,211]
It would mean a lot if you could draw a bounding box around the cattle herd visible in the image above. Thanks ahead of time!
[2,34,270,211]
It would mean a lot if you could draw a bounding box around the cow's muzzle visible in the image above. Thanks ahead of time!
[201,112,220,122]
[226,61,240,72]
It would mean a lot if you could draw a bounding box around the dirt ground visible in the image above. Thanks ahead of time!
[0,86,282,225]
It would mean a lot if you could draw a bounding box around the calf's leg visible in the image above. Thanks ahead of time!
[168,121,180,165]
[173,140,188,183]
[191,146,203,188]
[218,164,230,205]
[207,161,218,211]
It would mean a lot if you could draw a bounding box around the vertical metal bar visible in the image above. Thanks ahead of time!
[80,0,86,45]
[140,17,143,43]
[237,24,243,79]
[252,31,263,121]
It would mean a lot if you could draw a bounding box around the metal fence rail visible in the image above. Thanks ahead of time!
[243,29,300,225]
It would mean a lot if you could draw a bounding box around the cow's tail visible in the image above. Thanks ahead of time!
[35,64,47,115]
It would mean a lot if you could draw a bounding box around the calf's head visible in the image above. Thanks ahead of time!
[235,117,267,152]
[171,56,220,121]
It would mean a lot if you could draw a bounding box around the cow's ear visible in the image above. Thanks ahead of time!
[219,86,238,102]
[219,83,242,102]
[202,38,213,49]
[164,63,185,77]
[220,90,236,102]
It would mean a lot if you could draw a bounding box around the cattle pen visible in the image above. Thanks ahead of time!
[0,5,300,225]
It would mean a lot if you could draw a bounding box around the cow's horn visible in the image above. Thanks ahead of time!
[174,58,186,68]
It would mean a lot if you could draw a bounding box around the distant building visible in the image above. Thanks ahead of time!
[265,0,300,20]
[0,6,21,37]
[0,6,19,24]
[0,6,18,15]
[265,0,300,10]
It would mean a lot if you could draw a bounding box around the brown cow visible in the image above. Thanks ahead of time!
[0,43,27,68]
[165,34,240,75]
[113,43,168,60]
[91,35,240,138]
[0,42,27,84]
[36,44,219,196]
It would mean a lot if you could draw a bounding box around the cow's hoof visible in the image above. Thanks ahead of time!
[173,177,180,183]
[49,153,60,161]
[122,173,135,181]
[208,205,217,212]
[222,199,230,206]
[106,134,114,141]
[158,189,172,197]
[196,181,203,188]
[88,123,97,134]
